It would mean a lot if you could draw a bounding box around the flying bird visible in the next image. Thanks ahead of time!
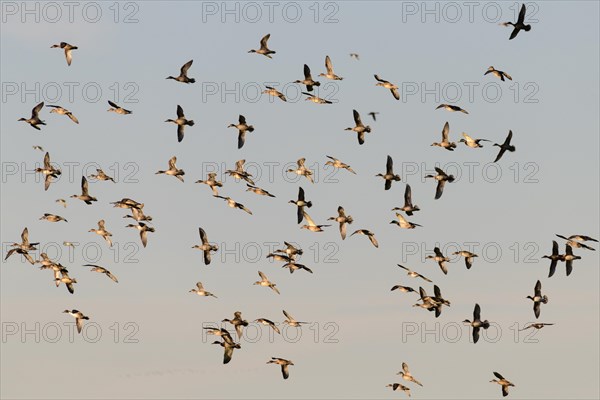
[493,130,516,162]
[227,115,254,149]
[165,105,194,142]
[192,227,219,265]
[51,42,77,65]
[345,109,371,145]
[374,74,400,100]
[166,59,195,83]
[501,3,531,40]
[18,102,46,130]
[248,34,275,58]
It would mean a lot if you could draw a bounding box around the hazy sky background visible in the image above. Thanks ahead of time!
[1,1,599,399]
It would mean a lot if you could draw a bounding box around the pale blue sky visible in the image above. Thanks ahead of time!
[1,1,599,399]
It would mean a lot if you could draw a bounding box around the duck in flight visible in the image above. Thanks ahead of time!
[226,159,255,185]
[248,34,275,58]
[214,195,253,215]
[5,228,37,265]
[88,169,115,183]
[376,155,401,190]
[166,59,195,83]
[385,383,411,396]
[19,102,45,130]
[563,244,581,276]
[51,42,77,65]
[126,222,155,248]
[501,3,531,40]
[254,271,280,294]
[368,112,379,121]
[555,234,596,251]
[328,206,353,239]
[46,105,79,124]
[426,247,450,274]
[189,282,217,298]
[295,64,320,92]
[431,122,456,151]
[390,283,416,294]
[33,145,44,151]
[39,213,67,223]
[325,155,356,174]
[463,303,490,343]
[228,115,254,149]
[71,176,97,204]
[283,310,306,327]
[350,229,379,248]
[282,261,313,274]
[485,66,512,81]
[493,130,516,162]
[392,184,420,216]
[246,184,275,198]
[222,311,249,339]
[84,264,118,283]
[55,269,77,294]
[300,212,330,232]
[289,186,312,224]
[425,167,455,200]
[397,362,423,386]
[56,199,67,208]
[453,250,478,269]
[526,280,548,319]
[192,227,219,265]
[107,100,132,115]
[267,358,294,379]
[374,74,400,100]
[459,132,490,148]
[302,92,332,104]
[207,328,240,364]
[155,156,185,182]
[254,318,281,334]
[390,213,421,229]
[63,310,88,333]
[35,152,61,191]
[165,105,194,142]
[196,172,223,195]
[122,207,153,223]
[89,220,112,247]
[543,240,564,278]
[397,264,432,282]
[319,55,343,80]
[436,104,468,114]
[519,323,554,331]
[490,371,515,397]
[287,157,314,183]
[349,53,360,60]
[345,109,371,145]
[262,86,286,102]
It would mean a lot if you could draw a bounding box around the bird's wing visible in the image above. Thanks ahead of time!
[325,55,333,73]
[176,105,184,118]
[181,59,193,75]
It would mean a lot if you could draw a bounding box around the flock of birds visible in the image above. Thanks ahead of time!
[5,3,598,397]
